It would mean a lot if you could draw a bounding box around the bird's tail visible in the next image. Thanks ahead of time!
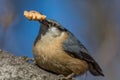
[88,61,104,76]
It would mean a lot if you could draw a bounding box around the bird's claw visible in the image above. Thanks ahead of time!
[57,74,76,80]
[19,56,36,64]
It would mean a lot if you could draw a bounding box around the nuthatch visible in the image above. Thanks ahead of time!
[24,10,104,79]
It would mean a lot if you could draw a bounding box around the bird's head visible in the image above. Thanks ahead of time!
[39,19,67,37]
[24,10,67,38]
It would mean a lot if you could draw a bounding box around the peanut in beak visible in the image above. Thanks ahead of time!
[24,10,46,21]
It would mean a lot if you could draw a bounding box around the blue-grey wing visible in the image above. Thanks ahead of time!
[63,31,104,76]
[63,32,95,62]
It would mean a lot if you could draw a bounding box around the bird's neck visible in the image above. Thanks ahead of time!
[34,25,48,46]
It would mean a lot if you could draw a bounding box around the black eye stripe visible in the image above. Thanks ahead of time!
[49,21,67,31]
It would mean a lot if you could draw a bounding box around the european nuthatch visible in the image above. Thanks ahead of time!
[24,10,104,79]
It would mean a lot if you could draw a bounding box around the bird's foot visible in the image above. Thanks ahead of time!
[19,56,36,64]
[57,73,76,80]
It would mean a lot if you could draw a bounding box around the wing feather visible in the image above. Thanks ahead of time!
[63,32,95,63]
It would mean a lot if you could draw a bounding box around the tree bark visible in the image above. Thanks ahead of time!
[0,50,61,80]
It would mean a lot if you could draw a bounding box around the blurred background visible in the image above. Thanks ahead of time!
[0,0,119,80]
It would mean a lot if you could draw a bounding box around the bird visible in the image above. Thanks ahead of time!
[24,10,104,79]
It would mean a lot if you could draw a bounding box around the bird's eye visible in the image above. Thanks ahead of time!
[57,26,67,31]
[53,23,56,26]
[49,21,67,31]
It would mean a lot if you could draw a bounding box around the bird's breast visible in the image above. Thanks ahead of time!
[33,32,68,62]
[32,32,88,76]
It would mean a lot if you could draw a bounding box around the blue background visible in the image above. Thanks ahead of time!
[0,0,120,80]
